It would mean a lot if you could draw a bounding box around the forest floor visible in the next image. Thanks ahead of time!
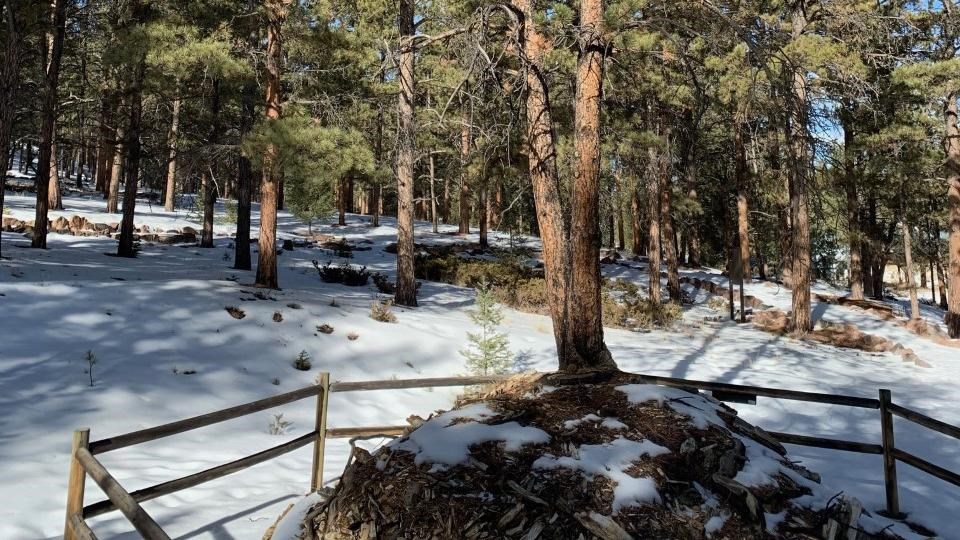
[1,188,958,539]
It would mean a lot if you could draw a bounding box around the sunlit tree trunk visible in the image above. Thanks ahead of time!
[734,116,750,284]
[786,4,812,332]
[945,92,960,337]
[255,0,290,289]
[458,107,471,235]
[902,218,920,320]
[659,145,680,302]
[647,154,662,305]
[394,0,418,306]
[164,94,180,212]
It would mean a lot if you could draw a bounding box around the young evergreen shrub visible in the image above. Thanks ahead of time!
[268,413,293,435]
[460,284,512,376]
[312,260,370,286]
[293,350,312,370]
[370,297,397,323]
[372,272,396,294]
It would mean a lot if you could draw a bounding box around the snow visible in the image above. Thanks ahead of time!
[704,512,729,536]
[616,384,725,429]
[390,403,549,468]
[270,492,324,540]
[563,414,629,431]
[1,187,959,539]
[533,437,670,513]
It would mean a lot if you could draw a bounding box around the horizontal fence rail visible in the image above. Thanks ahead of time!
[65,371,960,538]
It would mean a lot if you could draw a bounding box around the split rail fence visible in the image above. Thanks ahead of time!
[63,372,960,539]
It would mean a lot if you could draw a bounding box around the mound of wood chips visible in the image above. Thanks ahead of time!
[289,373,899,540]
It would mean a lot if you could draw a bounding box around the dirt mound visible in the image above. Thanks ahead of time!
[291,374,889,539]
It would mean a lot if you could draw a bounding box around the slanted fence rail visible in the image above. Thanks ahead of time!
[64,372,959,539]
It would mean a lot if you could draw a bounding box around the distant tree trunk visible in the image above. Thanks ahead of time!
[95,91,113,197]
[631,190,642,255]
[430,153,439,234]
[338,176,347,226]
[659,143,680,302]
[647,161,662,305]
[31,0,67,249]
[734,116,751,284]
[945,92,960,337]
[164,95,180,211]
[458,107,471,235]
[615,174,625,251]
[841,115,863,300]
[393,0,418,306]
[49,139,62,209]
[0,0,23,256]
[255,0,289,289]
[902,218,920,320]
[234,153,253,270]
[200,81,221,248]
[117,54,146,258]
[786,5,812,332]
[479,184,489,248]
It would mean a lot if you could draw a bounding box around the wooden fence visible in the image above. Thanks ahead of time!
[63,372,960,539]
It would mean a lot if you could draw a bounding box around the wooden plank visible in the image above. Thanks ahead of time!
[311,374,330,492]
[84,431,316,519]
[69,513,99,540]
[893,448,960,488]
[879,389,902,517]
[64,428,90,540]
[619,373,880,409]
[326,426,407,439]
[89,385,321,454]
[888,402,960,441]
[329,375,510,393]
[75,447,171,539]
[768,431,882,454]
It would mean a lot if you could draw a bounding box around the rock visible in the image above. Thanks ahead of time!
[282,239,295,251]
[317,324,334,334]
[181,226,198,235]
[107,222,120,232]
[139,224,151,233]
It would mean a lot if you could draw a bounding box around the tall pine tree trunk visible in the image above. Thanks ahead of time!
[49,139,61,210]
[569,0,614,369]
[631,190,642,255]
[394,0,418,306]
[233,73,256,270]
[659,141,680,302]
[106,120,124,213]
[945,92,960,337]
[786,4,812,332]
[200,80,221,248]
[842,113,864,300]
[31,0,67,249]
[902,218,920,320]
[0,1,22,257]
[512,0,573,365]
[647,152,662,305]
[458,107,471,235]
[117,54,146,258]
[255,0,289,289]
[164,95,180,212]
[734,116,751,284]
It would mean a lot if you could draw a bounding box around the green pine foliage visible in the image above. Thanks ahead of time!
[460,284,512,376]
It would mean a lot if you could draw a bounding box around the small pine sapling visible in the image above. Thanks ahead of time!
[268,413,293,435]
[460,284,512,376]
[84,350,97,386]
[293,350,312,370]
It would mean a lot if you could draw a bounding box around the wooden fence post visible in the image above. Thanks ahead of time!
[311,372,331,492]
[64,428,90,540]
[879,389,901,517]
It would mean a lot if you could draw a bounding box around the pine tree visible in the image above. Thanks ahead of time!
[460,284,511,376]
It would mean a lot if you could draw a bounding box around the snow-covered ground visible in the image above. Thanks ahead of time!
[1,190,958,539]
